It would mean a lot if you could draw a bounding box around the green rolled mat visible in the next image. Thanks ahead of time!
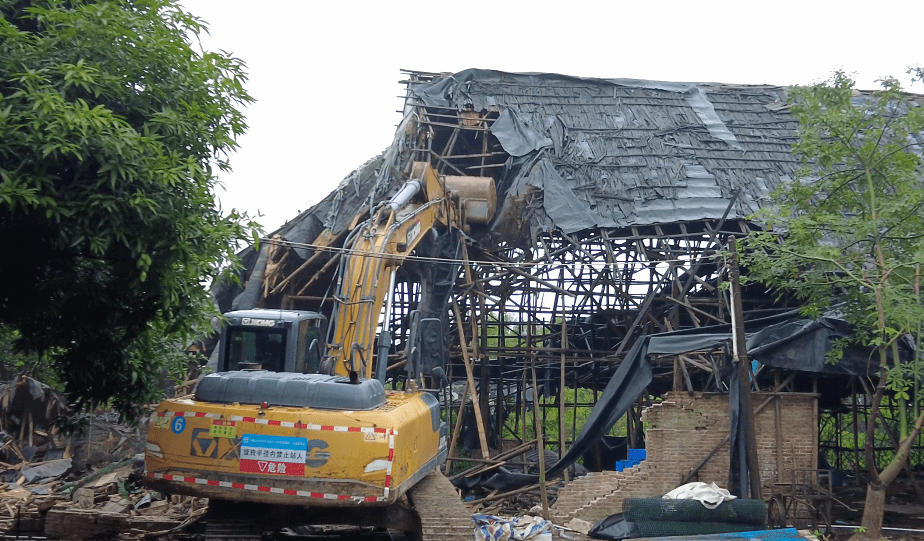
[633,520,763,537]
[622,498,767,526]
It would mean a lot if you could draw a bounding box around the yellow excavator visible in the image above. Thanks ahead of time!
[143,163,495,539]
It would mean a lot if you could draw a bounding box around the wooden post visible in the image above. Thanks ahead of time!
[559,310,568,475]
[451,300,490,459]
[774,370,784,483]
[497,355,505,447]
[521,367,528,443]
[531,356,549,519]
[673,357,682,392]
[444,381,469,474]
[852,378,861,483]
[728,237,761,500]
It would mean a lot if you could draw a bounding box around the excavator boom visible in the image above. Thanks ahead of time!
[327,162,453,379]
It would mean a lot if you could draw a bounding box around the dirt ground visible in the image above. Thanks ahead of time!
[798,484,924,541]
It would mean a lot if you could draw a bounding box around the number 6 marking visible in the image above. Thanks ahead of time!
[171,417,186,434]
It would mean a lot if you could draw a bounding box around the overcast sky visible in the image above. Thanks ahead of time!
[180,0,923,233]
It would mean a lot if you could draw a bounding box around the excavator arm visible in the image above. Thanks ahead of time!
[326,162,494,380]
[144,162,494,537]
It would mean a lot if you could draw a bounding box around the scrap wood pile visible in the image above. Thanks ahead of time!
[450,441,587,517]
[0,375,206,539]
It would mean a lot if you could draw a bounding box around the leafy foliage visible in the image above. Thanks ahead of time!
[745,72,924,380]
[507,387,628,445]
[0,0,257,420]
[0,323,59,384]
[745,71,924,537]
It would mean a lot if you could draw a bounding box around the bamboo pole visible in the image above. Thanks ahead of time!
[559,309,568,482]
[444,381,469,474]
[452,299,490,459]
[465,480,561,506]
[728,237,761,499]
[531,356,549,520]
[295,252,341,296]
[774,370,784,483]
[449,439,538,481]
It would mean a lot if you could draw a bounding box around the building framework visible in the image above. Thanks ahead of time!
[214,70,923,495]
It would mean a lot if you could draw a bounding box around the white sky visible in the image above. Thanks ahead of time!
[180,0,923,234]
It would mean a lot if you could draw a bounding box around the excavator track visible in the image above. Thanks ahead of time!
[195,472,472,541]
[407,471,473,541]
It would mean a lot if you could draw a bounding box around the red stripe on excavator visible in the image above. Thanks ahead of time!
[146,472,386,502]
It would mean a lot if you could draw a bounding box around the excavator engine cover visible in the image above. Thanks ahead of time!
[145,375,446,507]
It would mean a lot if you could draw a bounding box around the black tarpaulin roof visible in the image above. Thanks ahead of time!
[217,70,905,330]
[407,69,798,242]
[217,69,801,313]
[264,70,800,252]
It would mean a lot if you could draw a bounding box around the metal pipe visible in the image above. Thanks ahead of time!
[386,180,421,212]
[375,270,398,383]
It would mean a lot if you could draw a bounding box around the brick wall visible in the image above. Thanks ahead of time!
[550,391,817,524]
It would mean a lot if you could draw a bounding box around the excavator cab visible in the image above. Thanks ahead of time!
[217,309,327,373]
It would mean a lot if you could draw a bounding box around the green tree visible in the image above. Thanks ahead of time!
[0,0,257,420]
[745,72,924,540]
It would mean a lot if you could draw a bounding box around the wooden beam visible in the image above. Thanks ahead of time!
[530,357,549,520]
[451,299,490,459]
[444,381,469,474]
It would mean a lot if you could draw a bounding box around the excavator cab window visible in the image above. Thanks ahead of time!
[225,328,287,372]
[295,319,324,373]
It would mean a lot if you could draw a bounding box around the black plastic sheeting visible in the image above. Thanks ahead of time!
[490,108,552,157]
[458,311,910,492]
[412,70,744,154]
[646,310,909,378]
[727,365,750,497]
[589,514,639,541]
[461,338,653,492]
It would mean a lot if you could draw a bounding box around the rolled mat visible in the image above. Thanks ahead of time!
[622,498,767,526]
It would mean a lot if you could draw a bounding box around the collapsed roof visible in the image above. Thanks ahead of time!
[215,69,800,314]
[207,69,923,489]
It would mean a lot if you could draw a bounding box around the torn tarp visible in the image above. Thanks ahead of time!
[490,108,552,157]
[607,79,744,151]
[471,337,653,492]
[526,160,604,234]
[645,310,902,377]
[746,315,898,376]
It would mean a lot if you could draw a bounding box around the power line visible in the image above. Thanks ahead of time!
[260,236,705,270]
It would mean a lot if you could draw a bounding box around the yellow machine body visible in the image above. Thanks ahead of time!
[144,163,494,516]
[145,388,444,507]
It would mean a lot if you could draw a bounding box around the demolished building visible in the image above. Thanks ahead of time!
[212,69,922,514]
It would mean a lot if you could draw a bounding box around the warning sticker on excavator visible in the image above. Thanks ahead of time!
[240,434,307,476]
[209,420,236,438]
[406,220,421,246]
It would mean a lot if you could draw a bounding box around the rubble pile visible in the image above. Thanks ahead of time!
[0,375,206,539]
